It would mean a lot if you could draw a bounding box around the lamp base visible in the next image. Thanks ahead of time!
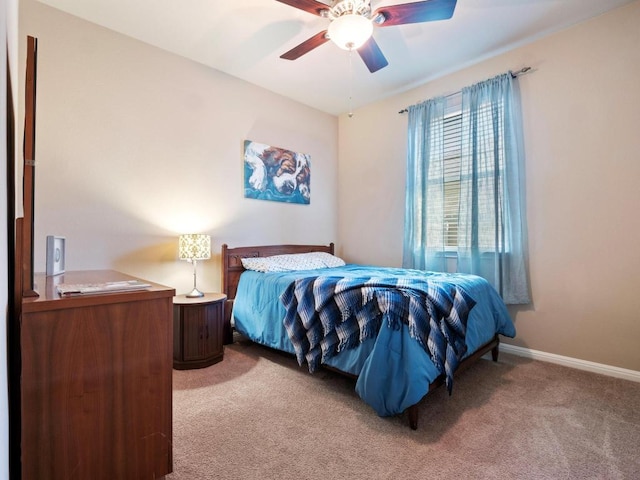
[186,287,205,298]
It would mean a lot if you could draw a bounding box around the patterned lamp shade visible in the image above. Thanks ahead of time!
[178,234,211,261]
[179,234,211,298]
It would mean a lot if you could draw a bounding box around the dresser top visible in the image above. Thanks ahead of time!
[22,270,175,313]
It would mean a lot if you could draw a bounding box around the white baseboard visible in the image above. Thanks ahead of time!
[496,343,640,383]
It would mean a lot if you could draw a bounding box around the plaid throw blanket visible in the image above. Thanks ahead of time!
[280,275,476,394]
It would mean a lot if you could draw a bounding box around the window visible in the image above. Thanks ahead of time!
[427,98,506,252]
[442,112,462,249]
[404,72,530,304]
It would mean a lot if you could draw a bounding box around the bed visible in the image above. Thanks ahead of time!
[221,243,515,430]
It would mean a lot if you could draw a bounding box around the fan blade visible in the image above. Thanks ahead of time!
[275,0,331,17]
[357,37,389,73]
[373,0,457,27]
[280,30,329,60]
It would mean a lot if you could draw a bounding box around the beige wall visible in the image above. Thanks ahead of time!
[338,2,640,371]
[20,0,338,296]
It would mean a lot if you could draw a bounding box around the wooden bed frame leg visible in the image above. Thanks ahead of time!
[408,404,419,430]
[491,337,500,362]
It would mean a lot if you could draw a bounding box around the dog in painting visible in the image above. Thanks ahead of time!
[245,143,310,201]
[245,142,268,191]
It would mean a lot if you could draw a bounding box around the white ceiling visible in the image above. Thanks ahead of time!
[38,0,634,116]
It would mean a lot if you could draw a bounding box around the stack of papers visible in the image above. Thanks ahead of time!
[57,280,152,297]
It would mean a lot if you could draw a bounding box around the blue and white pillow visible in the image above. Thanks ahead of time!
[241,252,345,272]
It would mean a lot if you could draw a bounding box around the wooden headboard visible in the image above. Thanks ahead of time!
[220,243,335,343]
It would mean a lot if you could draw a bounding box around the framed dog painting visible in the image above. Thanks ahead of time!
[243,140,311,205]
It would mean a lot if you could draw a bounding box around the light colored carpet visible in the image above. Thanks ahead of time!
[166,340,640,480]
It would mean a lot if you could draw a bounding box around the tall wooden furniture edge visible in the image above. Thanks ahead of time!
[21,35,38,298]
[7,36,21,478]
[219,242,501,430]
[8,33,38,480]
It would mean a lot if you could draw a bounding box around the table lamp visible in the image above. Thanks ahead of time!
[179,234,211,298]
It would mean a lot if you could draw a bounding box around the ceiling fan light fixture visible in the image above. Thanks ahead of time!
[328,14,373,50]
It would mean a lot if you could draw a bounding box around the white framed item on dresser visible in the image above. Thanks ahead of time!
[46,235,66,276]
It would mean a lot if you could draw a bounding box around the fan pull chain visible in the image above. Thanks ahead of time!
[348,49,354,118]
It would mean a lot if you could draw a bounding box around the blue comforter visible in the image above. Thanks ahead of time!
[281,274,476,395]
[232,264,515,417]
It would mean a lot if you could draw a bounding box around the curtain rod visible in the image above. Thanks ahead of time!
[398,66,532,114]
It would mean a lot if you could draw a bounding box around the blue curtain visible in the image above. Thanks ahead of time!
[403,73,530,304]
[403,96,448,272]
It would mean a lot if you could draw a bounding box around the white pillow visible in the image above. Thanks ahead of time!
[240,256,272,272]
[314,252,346,268]
[241,252,346,272]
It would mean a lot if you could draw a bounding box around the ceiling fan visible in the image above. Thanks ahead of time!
[276,0,458,73]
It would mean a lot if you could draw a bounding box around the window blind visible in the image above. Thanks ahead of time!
[442,113,462,247]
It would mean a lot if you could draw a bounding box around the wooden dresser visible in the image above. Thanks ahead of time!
[20,271,175,479]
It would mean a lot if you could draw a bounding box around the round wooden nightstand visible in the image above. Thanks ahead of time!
[173,292,227,370]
